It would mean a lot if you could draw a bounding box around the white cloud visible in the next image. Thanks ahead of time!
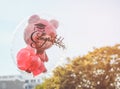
[1,0,120,75]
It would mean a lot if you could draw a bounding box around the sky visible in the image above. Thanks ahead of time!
[0,0,120,76]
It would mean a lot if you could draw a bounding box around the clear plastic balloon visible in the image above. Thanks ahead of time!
[11,14,67,79]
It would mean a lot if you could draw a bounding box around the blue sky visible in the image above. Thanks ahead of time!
[0,0,120,76]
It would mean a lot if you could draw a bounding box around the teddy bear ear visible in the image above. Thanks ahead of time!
[50,19,59,29]
[28,15,40,24]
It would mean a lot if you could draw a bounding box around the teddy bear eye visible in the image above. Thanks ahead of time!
[35,23,46,29]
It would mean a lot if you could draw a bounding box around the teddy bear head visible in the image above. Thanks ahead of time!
[24,15,59,52]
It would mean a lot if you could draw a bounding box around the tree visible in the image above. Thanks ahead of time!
[36,44,120,89]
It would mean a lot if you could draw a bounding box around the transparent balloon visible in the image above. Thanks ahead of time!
[11,14,68,79]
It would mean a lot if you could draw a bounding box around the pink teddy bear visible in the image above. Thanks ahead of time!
[17,15,59,76]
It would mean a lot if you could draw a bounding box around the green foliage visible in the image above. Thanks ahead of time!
[36,44,120,89]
